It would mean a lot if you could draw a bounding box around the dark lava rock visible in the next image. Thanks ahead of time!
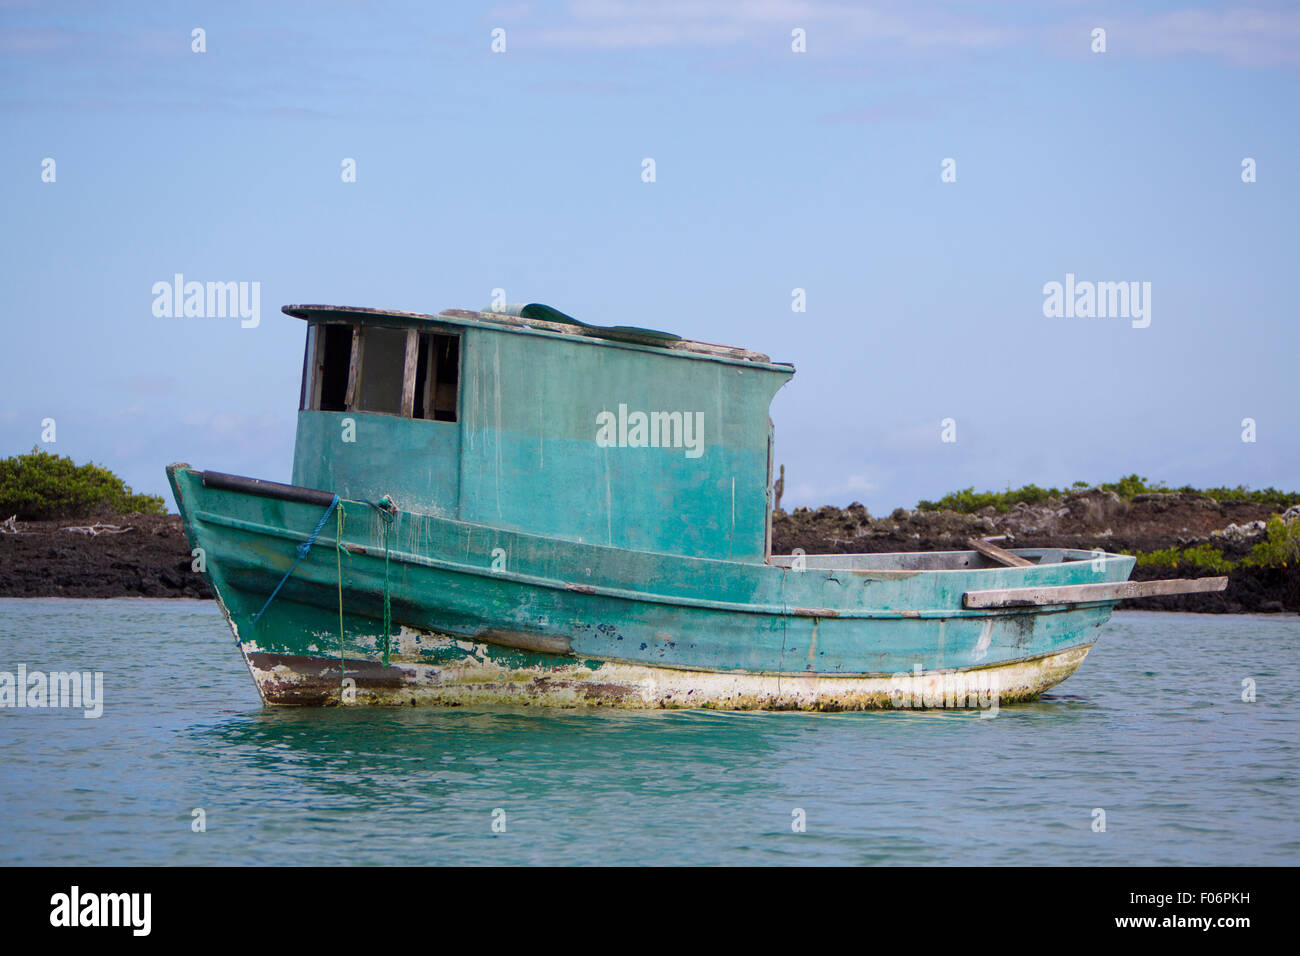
[0,514,211,599]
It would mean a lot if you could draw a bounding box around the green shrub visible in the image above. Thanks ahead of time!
[1133,544,1236,573]
[1097,474,1167,498]
[0,447,166,520]
[1133,546,1182,568]
[917,484,1056,514]
[1201,486,1300,508]
[1243,516,1300,568]
[1176,544,1236,573]
[1130,520,1300,572]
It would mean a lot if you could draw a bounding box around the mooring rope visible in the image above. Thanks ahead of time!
[336,502,346,695]
[247,492,394,701]
[376,500,395,666]
[778,568,788,696]
[251,494,340,627]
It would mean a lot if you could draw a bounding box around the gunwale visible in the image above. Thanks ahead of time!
[178,467,1137,620]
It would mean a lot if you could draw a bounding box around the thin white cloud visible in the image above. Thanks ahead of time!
[505,0,1297,67]
[1122,6,1300,67]
[527,0,1023,53]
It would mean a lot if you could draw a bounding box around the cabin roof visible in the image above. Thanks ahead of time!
[282,303,793,372]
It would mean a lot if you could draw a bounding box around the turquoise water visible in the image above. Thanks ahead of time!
[1,598,1296,865]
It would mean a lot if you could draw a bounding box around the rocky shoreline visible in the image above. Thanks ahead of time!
[0,489,1296,611]
[0,513,210,599]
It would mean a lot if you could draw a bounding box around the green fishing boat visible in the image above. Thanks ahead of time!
[166,302,1225,710]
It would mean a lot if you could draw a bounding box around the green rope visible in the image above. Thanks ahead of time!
[379,506,394,667]
[334,497,396,698]
[337,502,346,696]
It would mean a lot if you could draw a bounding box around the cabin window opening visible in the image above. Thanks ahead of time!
[315,324,352,412]
[412,332,460,422]
[356,326,407,416]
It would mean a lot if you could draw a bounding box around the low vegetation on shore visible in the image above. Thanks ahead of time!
[1133,517,1299,571]
[917,474,1300,515]
[0,448,165,521]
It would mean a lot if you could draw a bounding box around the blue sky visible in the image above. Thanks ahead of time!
[2,1,1296,513]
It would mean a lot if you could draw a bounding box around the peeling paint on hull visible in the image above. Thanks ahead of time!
[243,637,1094,711]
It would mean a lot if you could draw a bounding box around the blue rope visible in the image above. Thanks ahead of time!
[252,494,340,627]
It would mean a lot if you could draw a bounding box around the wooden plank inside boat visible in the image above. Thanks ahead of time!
[967,537,1034,567]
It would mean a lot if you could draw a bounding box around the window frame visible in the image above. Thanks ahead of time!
[410,329,461,422]
[302,321,460,423]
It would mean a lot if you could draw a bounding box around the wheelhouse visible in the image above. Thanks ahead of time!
[285,303,794,564]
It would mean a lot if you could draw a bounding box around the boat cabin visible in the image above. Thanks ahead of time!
[286,304,793,563]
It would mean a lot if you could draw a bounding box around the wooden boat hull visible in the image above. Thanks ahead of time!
[244,638,1094,712]
[168,464,1132,711]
